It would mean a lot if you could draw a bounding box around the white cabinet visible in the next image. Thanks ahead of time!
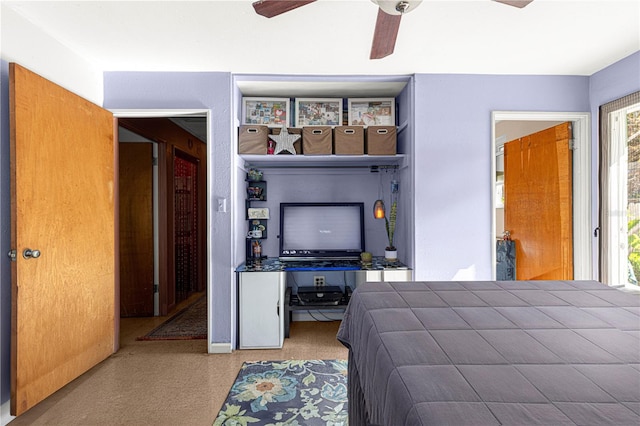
[238,271,286,349]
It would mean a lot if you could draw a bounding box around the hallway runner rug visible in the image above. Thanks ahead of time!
[137,295,207,340]
[214,359,348,425]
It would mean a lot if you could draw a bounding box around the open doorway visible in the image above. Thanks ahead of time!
[118,116,207,316]
[491,111,592,281]
[113,110,210,344]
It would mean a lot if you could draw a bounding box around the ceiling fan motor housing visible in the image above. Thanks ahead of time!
[373,0,423,15]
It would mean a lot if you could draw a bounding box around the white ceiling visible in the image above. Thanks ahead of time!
[3,0,639,76]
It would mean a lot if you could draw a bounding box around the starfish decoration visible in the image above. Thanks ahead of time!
[269,126,300,155]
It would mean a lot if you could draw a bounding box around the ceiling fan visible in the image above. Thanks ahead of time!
[252,0,533,59]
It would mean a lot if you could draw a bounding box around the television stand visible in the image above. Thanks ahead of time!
[235,257,412,349]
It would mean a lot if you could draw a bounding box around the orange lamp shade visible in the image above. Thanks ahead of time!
[373,199,386,219]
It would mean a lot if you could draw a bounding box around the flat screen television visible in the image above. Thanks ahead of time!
[279,202,365,261]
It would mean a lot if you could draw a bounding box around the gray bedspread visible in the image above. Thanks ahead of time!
[336,280,640,425]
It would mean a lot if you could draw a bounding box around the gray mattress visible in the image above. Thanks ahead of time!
[336,280,640,425]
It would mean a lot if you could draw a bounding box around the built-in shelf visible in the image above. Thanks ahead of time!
[234,74,415,270]
[239,154,407,168]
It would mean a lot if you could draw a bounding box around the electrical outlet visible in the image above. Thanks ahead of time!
[313,275,325,287]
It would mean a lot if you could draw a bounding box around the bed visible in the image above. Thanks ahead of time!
[337,280,640,425]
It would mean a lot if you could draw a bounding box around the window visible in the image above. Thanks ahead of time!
[600,92,640,287]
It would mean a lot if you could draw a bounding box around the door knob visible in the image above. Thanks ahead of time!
[23,249,41,259]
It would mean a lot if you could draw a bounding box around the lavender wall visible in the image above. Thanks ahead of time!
[590,51,640,108]
[103,72,233,345]
[412,74,590,281]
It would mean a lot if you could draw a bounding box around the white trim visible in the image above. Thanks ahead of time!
[606,109,631,286]
[491,111,592,280]
[110,108,219,352]
[110,109,207,118]
[1,400,15,426]
[208,342,233,354]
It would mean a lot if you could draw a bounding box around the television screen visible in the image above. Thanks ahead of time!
[279,202,365,260]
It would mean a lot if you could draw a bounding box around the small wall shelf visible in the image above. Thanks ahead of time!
[246,180,267,201]
[245,172,268,261]
[248,219,268,239]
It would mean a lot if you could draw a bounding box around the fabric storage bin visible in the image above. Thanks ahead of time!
[366,126,397,155]
[271,127,302,154]
[238,125,269,154]
[302,126,332,155]
[334,126,364,155]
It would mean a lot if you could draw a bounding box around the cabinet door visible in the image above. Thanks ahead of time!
[239,272,284,349]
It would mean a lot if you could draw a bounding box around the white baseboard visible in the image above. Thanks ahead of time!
[1,400,15,426]
[208,342,232,353]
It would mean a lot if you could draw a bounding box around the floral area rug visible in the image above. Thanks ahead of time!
[136,295,207,340]
[214,359,348,425]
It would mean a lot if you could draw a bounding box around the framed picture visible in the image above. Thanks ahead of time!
[347,98,395,127]
[242,97,290,128]
[294,98,343,127]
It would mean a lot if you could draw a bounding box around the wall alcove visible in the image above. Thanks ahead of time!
[231,74,416,268]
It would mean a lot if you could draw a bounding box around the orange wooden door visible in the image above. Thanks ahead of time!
[504,122,573,280]
[10,63,116,415]
[119,143,154,317]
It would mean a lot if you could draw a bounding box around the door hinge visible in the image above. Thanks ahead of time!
[7,249,16,262]
[152,156,158,166]
[153,284,159,293]
[568,123,576,150]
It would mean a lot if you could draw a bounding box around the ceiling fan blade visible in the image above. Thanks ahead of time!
[370,8,402,60]
[493,0,533,8]
[252,0,316,18]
